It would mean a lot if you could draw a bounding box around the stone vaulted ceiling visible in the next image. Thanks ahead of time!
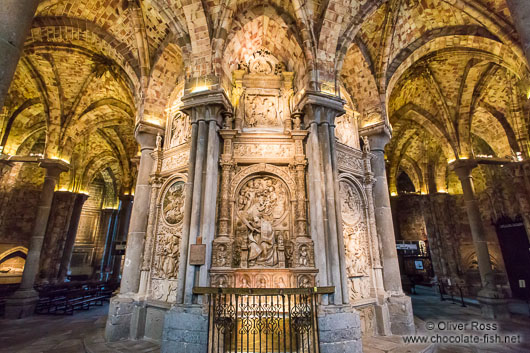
[0,0,529,202]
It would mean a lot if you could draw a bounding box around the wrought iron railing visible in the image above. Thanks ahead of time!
[193,287,334,353]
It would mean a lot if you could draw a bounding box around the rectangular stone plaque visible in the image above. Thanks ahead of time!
[189,244,206,265]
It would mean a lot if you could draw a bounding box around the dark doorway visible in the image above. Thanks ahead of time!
[495,216,530,300]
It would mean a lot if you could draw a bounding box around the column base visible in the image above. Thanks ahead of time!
[4,289,39,319]
[161,304,209,353]
[318,305,363,353]
[387,294,415,335]
[374,302,392,336]
[477,289,510,320]
[105,295,137,342]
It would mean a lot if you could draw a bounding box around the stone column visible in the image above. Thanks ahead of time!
[100,209,119,281]
[0,0,40,110]
[57,193,89,282]
[162,89,231,353]
[5,159,69,318]
[177,89,230,304]
[110,194,133,282]
[301,91,348,305]
[105,122,162,342]
[39,191,78,284]
[361,122,415,335]
[451,159,509,319]
[507,0,530,66]
[120,122,162,294]
[299,91,362,353]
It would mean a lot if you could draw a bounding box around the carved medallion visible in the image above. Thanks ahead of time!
[163,181,185,225]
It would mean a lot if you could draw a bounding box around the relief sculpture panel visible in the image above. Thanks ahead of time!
[168,112,191,148]
[236,176,290,268]
[150,180,185,302]
[340,179,372,302]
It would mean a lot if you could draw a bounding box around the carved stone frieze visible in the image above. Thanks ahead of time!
[337,145,365,174]
[233,143,295,160]
[161,148,189,172]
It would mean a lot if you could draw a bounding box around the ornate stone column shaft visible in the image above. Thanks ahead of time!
[507,0,530,66]
[175,89,231,305]
[5,159,69,318]
[300,91,348,305]
[0,0,40,110]
[58,193,89,282]
[120,123,162,294]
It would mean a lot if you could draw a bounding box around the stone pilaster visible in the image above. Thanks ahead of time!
[57,193,89,282]
[451,159,510,319]
[110,194,133,282]
[507,0,530,66]
[175,89,231,304]
[5,158,69,318]
[0,0,40,110]
[162,89,231,353]
[300,91,348,305]
[105,122,162,341]
[298,91,361,352]
[360,122,415,335]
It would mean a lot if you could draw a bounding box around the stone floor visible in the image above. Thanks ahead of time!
[0,289,529,353]
[0,304,159,353]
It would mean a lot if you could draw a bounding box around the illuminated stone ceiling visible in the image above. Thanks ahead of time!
[0,0,528,202]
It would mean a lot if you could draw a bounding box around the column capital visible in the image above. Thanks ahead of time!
[181,89,232,126]
[135,121,164,150]
[449,159,478,180]
[297,91,345,126]
[38,158,70,177]
[359,121,391,151]
[119,194,134,203]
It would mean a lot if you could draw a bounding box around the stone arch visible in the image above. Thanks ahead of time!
[230,164,296,200]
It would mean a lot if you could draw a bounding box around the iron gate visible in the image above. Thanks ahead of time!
[193,287,334,353]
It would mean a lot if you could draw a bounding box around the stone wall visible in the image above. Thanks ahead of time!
[393,188,512,297]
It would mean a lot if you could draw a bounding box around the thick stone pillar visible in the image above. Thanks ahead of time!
[110,194,133,282]
[38,191,78,284]
[57,193,89,282]
[507,0,530,66]
[162,89,231,353]
[120,123,162,293]
[105,122,162,341]
[451,159,509,319]
[5,159,69,318]
[99,209,118,281]
[361,122,415,335]
[0,0,40,110]
[299,91,362,353]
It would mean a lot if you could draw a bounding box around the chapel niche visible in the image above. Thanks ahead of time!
[209,49,316,289]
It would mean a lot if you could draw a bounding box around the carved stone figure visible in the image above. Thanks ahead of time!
[299,245,309,267]
[340,181,369,277]
[169,112,191,147]
[335,115,356,147]
[362,136,370,153]
[237,176,289,267]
